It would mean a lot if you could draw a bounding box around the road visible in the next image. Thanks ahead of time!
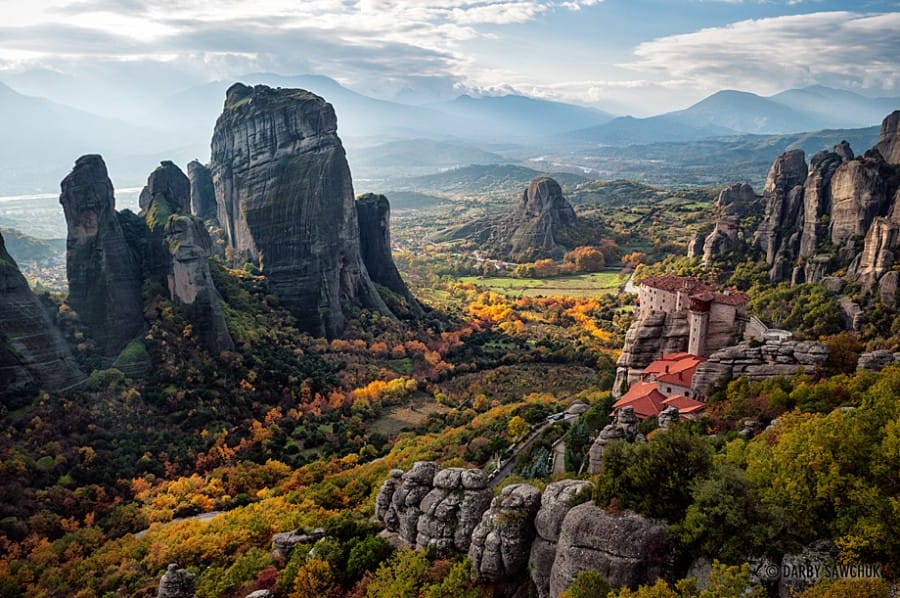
[488,413,580,488]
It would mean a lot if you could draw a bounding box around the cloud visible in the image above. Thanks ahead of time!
[627,11,900,93]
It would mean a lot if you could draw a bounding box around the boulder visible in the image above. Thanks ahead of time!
[778,540,839,598]
[356,194,422,318]
[879,270,898,306]
[272,528,325,559]
[245,591,274,598]
[857,350,900,372]
[415,468,492,554]
[60,155,145,358]
[530,480,594,598]
[548,503,672,595]
[157,563,196,598]
[187,160,218,222]
[374,469,404,531]
[468,483,542,585]
[0,230,84,400]
[210,83,391,337]
[657,405,681,430]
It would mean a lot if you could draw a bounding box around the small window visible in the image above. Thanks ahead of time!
[666,387,671,393]
[684,391,689,397]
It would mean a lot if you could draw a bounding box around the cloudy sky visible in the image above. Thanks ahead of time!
[1,0,898,114]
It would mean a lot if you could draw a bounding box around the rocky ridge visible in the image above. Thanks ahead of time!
[187,160,218,222]
[210,83,392,337]
[0,230,84,401]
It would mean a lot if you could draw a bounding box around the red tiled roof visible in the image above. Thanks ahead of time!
[614,381,667,418]
[639,275,747,307]
[642,353,706,386]
[662,395,706,414]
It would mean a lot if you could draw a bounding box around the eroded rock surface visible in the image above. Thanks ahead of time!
[210,83,390,336]
[874,110,900,164]
[60,154,145,357]
[187,160,218,222]
[157,563,196,598]
[468,483,542,585]
[356,193,422,318]
[415,468,492,554]
[0,230,84,399]
[530,480,594,598]
[389,461,439,546]
[548,503,672,596]
[140,160,190,214]
[588,406,645,474]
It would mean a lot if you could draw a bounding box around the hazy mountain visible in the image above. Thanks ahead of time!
[568,114,735,145]
[769,85,900,129]
[392,164,588,197]
[436,94,614,138]
[0,82,173,193]
[668,89,819,134]
[349,139,508,181]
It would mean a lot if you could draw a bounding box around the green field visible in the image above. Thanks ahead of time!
[370,393,450,436]
[458,270,623,297]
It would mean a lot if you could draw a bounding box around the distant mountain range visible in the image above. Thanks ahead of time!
[0,69,897,193]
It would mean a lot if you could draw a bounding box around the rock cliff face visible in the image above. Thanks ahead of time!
[416,468,493,555]
[548,503,672,595]
[140,160,190,213]
[0,230,84,400]
[60,155,145,358]
[187,160,218,222]
[691,339,829,398]
[530,480,594,598]
[613,311,689,393]
[744,112,900,288]
[699,183,760,267]
[355,194,422,318]
[468,483,542,585]
[496,177,577,261]
[165,215,234,353]
[375,463,672,597]
[874,110,900,164]
[139,162,234,354]
[210,83,390,337]
[754,149,808,281]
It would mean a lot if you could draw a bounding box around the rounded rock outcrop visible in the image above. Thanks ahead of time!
[415,467,492,554]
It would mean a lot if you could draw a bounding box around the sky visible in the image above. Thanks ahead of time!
[0,0,898,115]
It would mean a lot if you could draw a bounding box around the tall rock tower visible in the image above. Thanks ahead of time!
[210,83,391,337]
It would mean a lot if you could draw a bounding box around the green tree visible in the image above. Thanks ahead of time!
[561,569,611,598]
[507,416,530,441]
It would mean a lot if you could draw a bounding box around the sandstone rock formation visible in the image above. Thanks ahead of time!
[271,528,325,559]
[613,311,689,393]
[60,155,145,358]
[496,177,578,261]
[873,110,900,164]
[415,468,492,554]
[548,503,672,595]
[210,83,390,337]
[798,150,844,260]
[754,150,808,281]
[468,483,542,585]
[828,151,890,248]
[587,406,646,474]
[386,461,439,546]
[356,193,422,318]
[140,160,190,214]
[657,405,681,430]
[530,480,594,598]
[187,160,218,222]
[691,340,829,398]
[375,469,403,532]
[139,162,234,354]
[699,183,760,267]
[164,215,234,352]
[857,349,900,372]
[0,230,84,400]
[157,563,196,598]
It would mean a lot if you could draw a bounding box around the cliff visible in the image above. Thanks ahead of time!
[60,155,145,358]
[210,83,391,337]
[187,160,218,222]
[0,230,84,402]
[697,183,760,266]
[747,112,900,290]
[140,161,234,354]
[436,176,579,262]
[355,193,422,318]
[373,463,671,597]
